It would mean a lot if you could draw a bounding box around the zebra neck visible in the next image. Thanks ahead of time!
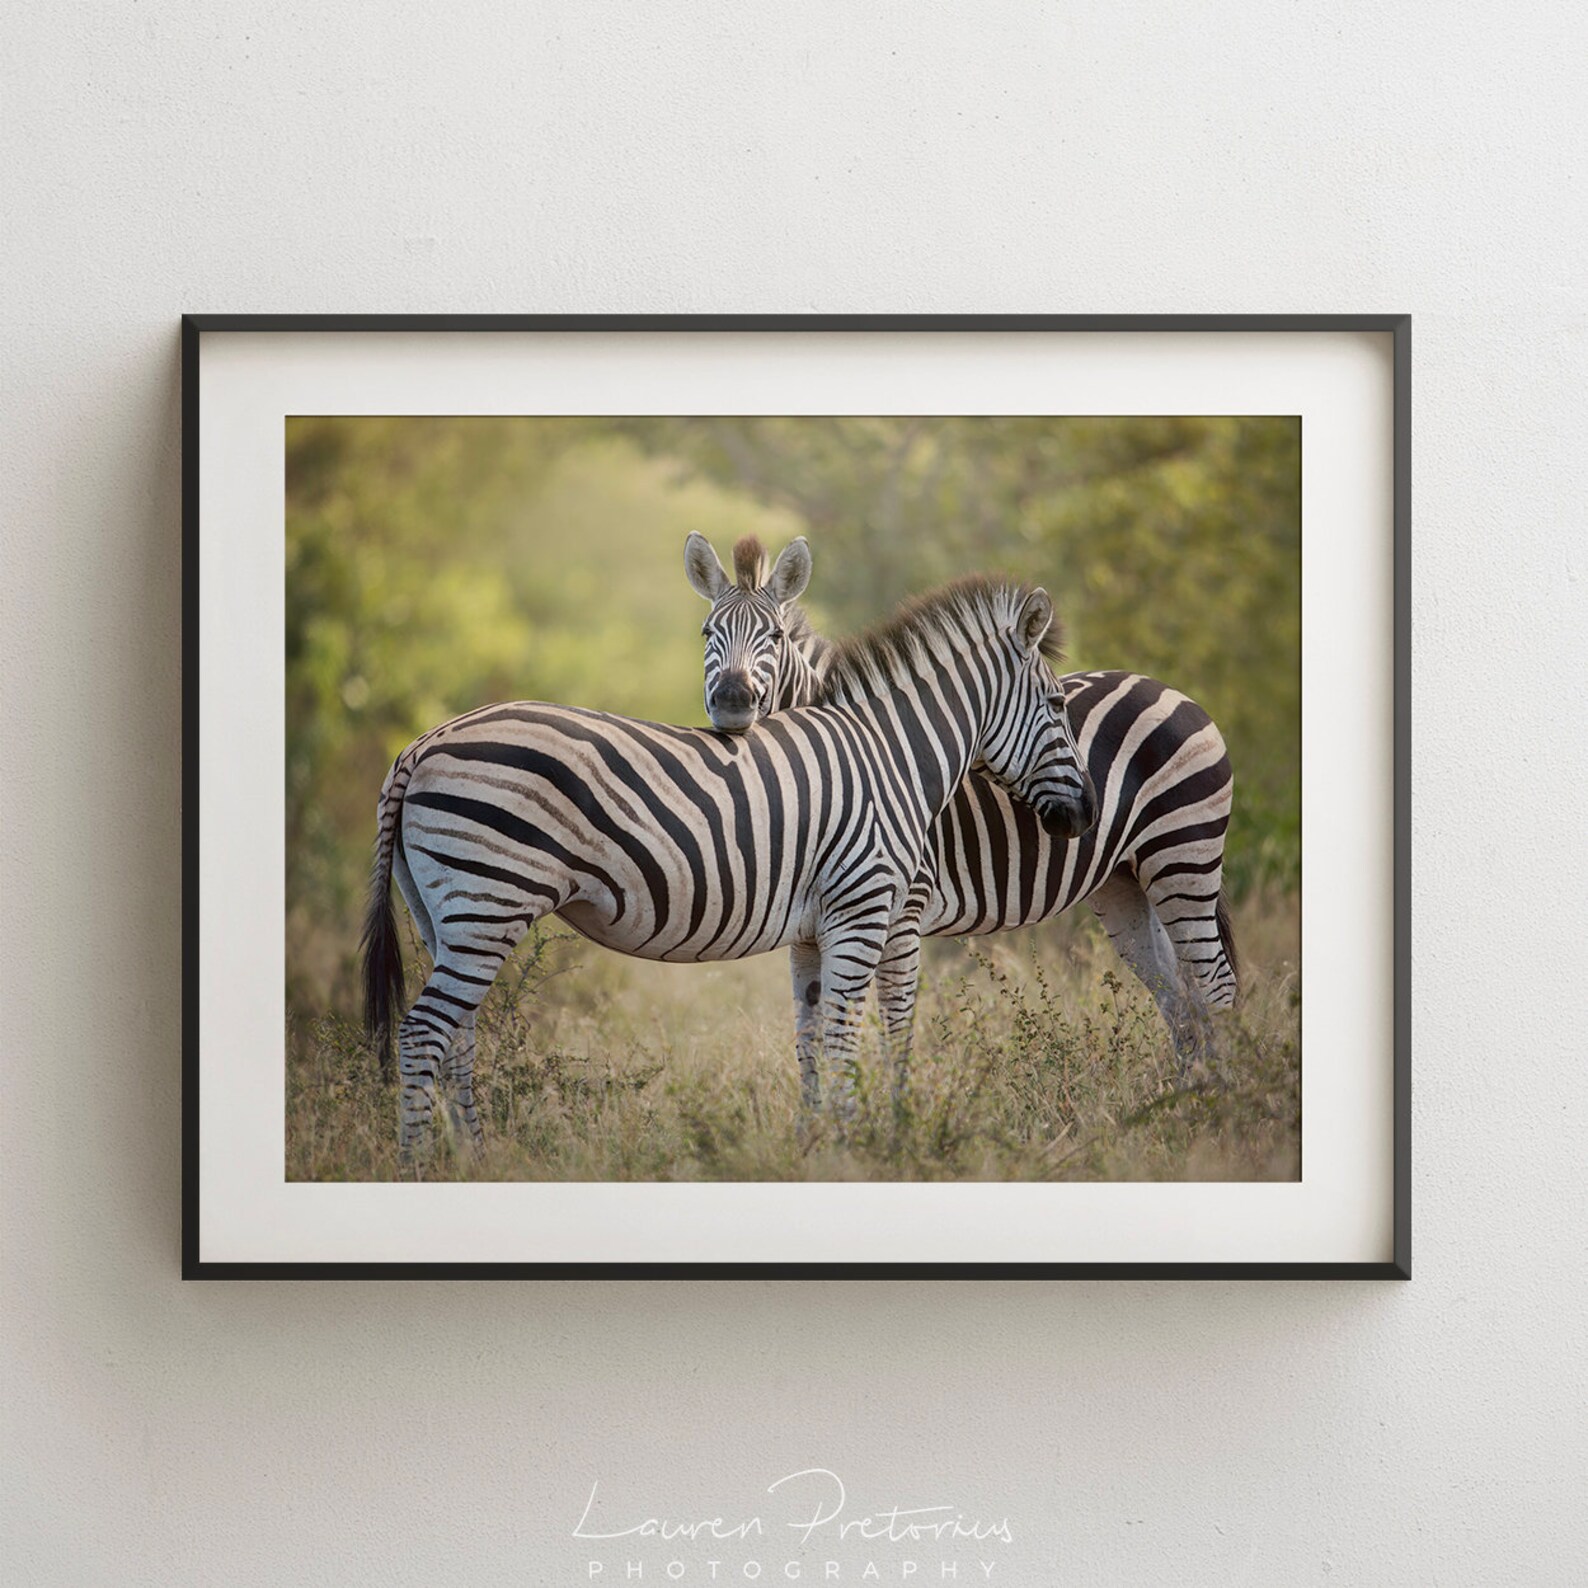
[773,639,830,711]
[841,673,979,830]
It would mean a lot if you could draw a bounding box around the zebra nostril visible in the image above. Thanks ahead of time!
[713,676,754,712]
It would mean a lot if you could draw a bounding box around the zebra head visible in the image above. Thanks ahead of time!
[684,532,815,732]
[980,588,1099,839]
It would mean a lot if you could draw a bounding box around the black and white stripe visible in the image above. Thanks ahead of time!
[688,536,1239,1071]
[364,577,1096,1155]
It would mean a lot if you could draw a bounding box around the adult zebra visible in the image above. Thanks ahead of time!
[683,532,1239,1079]
[363,575,1096,1154]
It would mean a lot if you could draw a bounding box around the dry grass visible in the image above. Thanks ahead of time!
[286,891,1300,1183]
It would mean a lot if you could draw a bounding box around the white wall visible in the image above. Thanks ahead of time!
[3,3,1584,1582]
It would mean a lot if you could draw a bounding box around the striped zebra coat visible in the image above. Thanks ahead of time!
[684,533,1238,1075]
[363,576,1096,1154]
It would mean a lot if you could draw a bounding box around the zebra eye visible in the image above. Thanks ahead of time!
[701,624,710,637]
[771,627,785,642]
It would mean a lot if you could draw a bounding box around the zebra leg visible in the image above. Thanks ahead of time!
[1140,869,1239,1012]
[1086,870,1210,1074]
[396,990,451,1162]
[397,950,522,1162]
[393,842,435,958]
[817,983,867,1121]
[875,882,930,1111]
[788,941,824,1109]
[815,914,889,1120]
[443,1015,484,1151]
[873,928,922,1118]
[397,846,484,1148]
[393,840,496,1147]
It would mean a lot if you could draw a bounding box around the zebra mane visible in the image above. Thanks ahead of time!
[781,599,828,658]
[814,576,1063,706]
[732,535,768,589]
[730,535,824,629]
[734,533,833,681]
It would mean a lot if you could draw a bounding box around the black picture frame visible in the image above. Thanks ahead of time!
[182,314,1410,1281]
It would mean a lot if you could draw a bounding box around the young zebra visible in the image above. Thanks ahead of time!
[363,576,1097,1154]
[684,532,1239,1077]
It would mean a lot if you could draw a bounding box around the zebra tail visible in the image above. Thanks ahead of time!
[361,766,407,1082]
[1215,887,1240,1000]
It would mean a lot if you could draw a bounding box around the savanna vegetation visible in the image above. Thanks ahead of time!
[285,416,1300,1181]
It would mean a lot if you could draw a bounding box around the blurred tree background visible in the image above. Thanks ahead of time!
[286,415,1299,1014]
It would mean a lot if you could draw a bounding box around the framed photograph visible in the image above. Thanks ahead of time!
[184,314,1408,1278]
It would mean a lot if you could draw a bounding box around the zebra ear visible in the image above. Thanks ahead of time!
[1017,588,1054,652]
[766,537,812,605]
[684,533,731,601]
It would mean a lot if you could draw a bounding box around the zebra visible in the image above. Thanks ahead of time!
[362,575,1097,1155]
[683,532,1239,1081]
[686,533,826,730]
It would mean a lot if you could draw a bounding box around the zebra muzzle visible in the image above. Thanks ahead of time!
[708,674,759,733]
[1036,772,1099,839]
